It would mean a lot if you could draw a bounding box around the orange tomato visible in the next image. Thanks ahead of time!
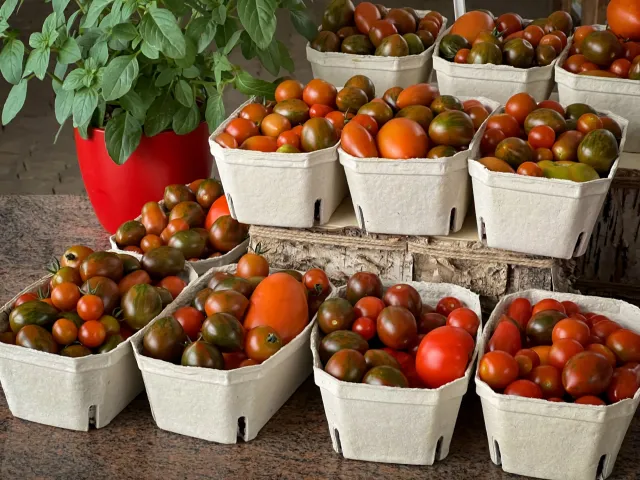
[239,103,268,126]
[205,196,231,230]
[141,234,163,253]
[450,10,495,43]
[395,83,436,109]
[51,282,81,311]
[505,92,538,125]
[350,114,379,135]
[275,79,304,102]
[309,104,334,118]
[157,276,187,299]
[340,120,379,158]
[516,162,543,177]
[260,113,291,137]
[214,132,239,149]
[532,298,566,316]
[225,118,259,144]
[376,118,428,159]
[78,320,106,348]
[240,136,278,152]
[454,48,470,63]
[573,25,597,47]
[77,294,104,321]
[302,79,337,107]
[540,34,563,55]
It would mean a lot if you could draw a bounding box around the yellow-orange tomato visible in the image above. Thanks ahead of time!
[275,79,304,102]
[260,113,291,137]
[51,282,81,311]
[376,118,429,159]
[240,136,278,152]
[214,132,239,149]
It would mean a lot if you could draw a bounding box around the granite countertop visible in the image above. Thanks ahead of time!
[0,195,638,480]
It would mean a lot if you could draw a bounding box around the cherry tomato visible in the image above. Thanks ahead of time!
[548,338,584,370]
[276,130,301,149]
[560,301,580,317]
[540,34,563,54]
[504,379,543,398]
[160,218,189,243]
[523,25,544,47]
[517,162,543,177]
[157,276,187,299]
[173,306,205,340]
[302,268,330,296]
[479,351,519,390]
[78,320,106,348]
[552,318,590,346]
[587,343,617,368]
[529,364,564,398]
[480,128,507,156]
[225,118,259,145]
[353,296,385,320]
[352,317,376,341]
[534,147,554,162]
[350,114,379,136]
[77,294,104,321]
[609,58,632,78]
[607,367,640,403]
[446,307,480,337]
[563,54,589,73]
[624,42,640,62]
[275,80,304,102]
[577,113,604,134]
[515,348,540,377]
[537,100,565,116]
[532,298,566,316]
[223,351,248,370]
[52,318,78,345]
[14,292,38,308]
[141,234,163,253]
[436,297,463,317]
[454,48,470,63]
[505,92,538,125]
[309,104,334,118]
[416,326,474,388]
[240,358,259,367]
[507,297,532,330]
[591,319,621,342]
[575,395,606,406]
[245,325,283,363]
[528,125,556,149]
[325,110,352,132]
[51,282,81,311]
[606,329,640,363]
[239,103,268,126]
[550,30,568,48]
[573,25,596,47]
[488,317,522,356]
[531,345,552,365]
[486,114,520,138]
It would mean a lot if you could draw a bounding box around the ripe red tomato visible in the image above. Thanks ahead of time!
[552,318,590,346]
[157,276,187,299]
[528,125,556,149]
[517,162,543,177]
[625,42,640,62]
[173,306,205,340]
[507,297,532,330]
[548,339,584,370]
[245,325,283,363]
[592,319,622,342]
[532,298,566,316]
[529,364,564,398]
[540,34,563,54]
[302,268,330,296]
[14,292,38,307]
[77,294,104,321]
[504,379,543,398]
[480,128,507,156]
[225,118,259,145]
[563,54,589,73]
[523,25,544,47]
[277,130,301,149]
[606,329,640,363]
[479,351,519,390]
[562,351,614,398]
[610,58,632,78]
[496,12,523,37]
[446,308,480,337]
[488,319,522,356]
[486,114,520,138]
[607,367,640,403]
[622,362,640,382]
[309,104,334,118]
[350,114,379,136]
[560,301,580,317]
[587,343,617,368]
[575,395,606,406]
[352,317,376,341]
[275,79,304,102]
[577,113,604,134]
[505,93,537,125]
[416,326,474,388]
[353,296,385,320]
[436,297,463,317]
[78,320,106,348]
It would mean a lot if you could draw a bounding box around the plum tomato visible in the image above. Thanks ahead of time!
[532,298,566,316]
[173,306,205,340]
[528,125,556,149]
[607,367,640,403]
[324,349,367,383]
[353,296,386,321]
[277,131,301,150]
[78,320,106,348]
[606,329,640,363]
[488,319,522,356]
[587,343,617,368]
[552,318,591,346]
[548,338,584,370]
[245,325,283,363]
[418,311,447,334]
[417,326,475,388]
[376,306,418,350]
[504,379,543,398]
[237,253,270,280]
[436,296,463,317]
[346,272,383,305]
[562,351,613,398]
[529,364,564,398]
[352,317,376,341]
[478,351,519,390]
[507,297,532,330]
[591,319,622,342]
[446,307,480,337]
[317,298,355,334]
[575,395,606,406]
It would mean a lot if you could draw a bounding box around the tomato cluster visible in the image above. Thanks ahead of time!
[442,10,573,68]
[479,297,640,405]
[476,92,622,182]
[115,179,246,261]
[563,26,640,80]
[142,252,330,370]
[2,246,190,357]
[340,83,489,159]
[318,272,479,388]
[311,2,444,57]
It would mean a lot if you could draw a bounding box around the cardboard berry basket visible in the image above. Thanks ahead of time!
[209,99,347,229]
[475,290,640,480]
[108,186,249,276]
[340,97,500,236]
[311,281,481,465]
[556,33,640,153]
[306,10,447,94]
[0,259,197,431]
[433,25,570,104]
[468,107,628,259]
[132,264,336,444]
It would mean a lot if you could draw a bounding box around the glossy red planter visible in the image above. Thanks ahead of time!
[74,124,213,233]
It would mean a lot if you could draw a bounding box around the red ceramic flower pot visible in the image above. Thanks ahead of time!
[74,124,213,233]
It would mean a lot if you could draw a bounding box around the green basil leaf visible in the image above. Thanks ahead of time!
[77,119,90,139]
[235,70,276,99]
[240,31,257,60]
[102,54,138,101]
[212,52,232,87]
[23,47,50,80]
[93,96,107,127]
[111,22,138,41]
[134,76,159,109]
[186,16,216,54]
[120,89,147,121]
[52,62,67,93]
[140,5,186,59]
[1,78,27,125]
[82,0,114,29]
[280,0,306,11]
[0,0,19,20]
[182,65,200,79]
[52,0,71,16]
[289,9,317,42]
[58,37,81,64]
[0,18,9,36]
[62,68,85,90]
[105,112,142,165]
[237,0,277,50]
[141,40,159,59]
[76,28,102,53]
[42,12,58,38]
[29,32,47,49]
[54,88,74,123]
[0,38,24,84]
[144,95,176,136]
[90,40,109,66]
[73,87,98,127]
[256,42,280,76]
[175,36,196,68]
[222,30,243,56]
[278,40,294,73]
[66,10,82,34]
[214,17,239,50]
[162,0,189,16]
[155,67,176,87]
[211,4,226,25]
[205,90,225,133]
[173,103,200,135]
[174,79,193,108]
[122,0,137,19]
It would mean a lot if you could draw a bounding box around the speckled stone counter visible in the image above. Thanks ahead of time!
[0,195,638,480]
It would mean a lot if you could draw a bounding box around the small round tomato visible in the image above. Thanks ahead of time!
[540,34,563,54]
[276,130,301,149]
[239,103,269,126]
[529,364,564,398]
[579,61,600,73]
[160,218,189,243]
[537,100,565,116]
[352,317,376,341]
[528,125,556,149]
[417,326,475,388]
[504,379,543,398]
[225,117,259,145]
[480,129,507,156]
[577,113,604,134]
[606,329,640,363]
[532,298,566,316]
[517,162,543,177]
[77,294,104,321]
[550,30,567,48]
[350,114,379,136]
[302,268,330,296]
[515,348,540,377]
[157,276,187,299]
[214,132,238,149]
[507,297,532,330]
[478,351,519,390]
[223,351,248,370]
[436,297,463,317]
[52,318,78,345]
[51,282,81,311]
[173,306,205,340]
[534,147,554,162]
[505,92,538,125]
[454,48,470,63]
[99,315,120,335]
[523,25,544,47]
[353,296,385,320]
[573,25,596,47]
[563,54,589,73]
[78,320,106,348]
[552,318,590,346]
[486,114,520,138]
[575,395,606,406]
[245,325,283,363]
[236,252,270,279]
[531,345,552,365]
[302,79,338,108]
[560,301,580,317]
[309,104,334,118]
[261,113,291,137]
[610,58,632,78]
[587,343,617,368]
[141,234,163,253]
[275,79,304,102]
[325,110,352,132]
[466,105,490,130]
[549,338,584,370]
[607,367,640,403]
[592,319,622,342]
[446,307,480,337]
[14,292,38,307]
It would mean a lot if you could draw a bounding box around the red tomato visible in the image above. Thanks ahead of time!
[488,319,522,356]
[446,308,480,337]
[592,319,622,342]
[504,379,543,398]
[14,292,38,307]
[610,58,632,78]
[607,367,640,403]
[552,318,590,346]
[529,364,564,398]
[575,395,606,406]
[515,348,540,377]
[528,125,556,149]
[205,196,231,230]
[562,351,614,398]
[587,343,617,368]
[173,306,205,340]
[350,114,379,136]
[309,104,334,118]
[560,301,580,317]
[606,329,640,363]
[548,339,584,370]
[507,297,532,330]
[548,397,564,402]
[531,345,552,365]
[537,100,565,117]
[277,131,301,149]
[352,317,376,341]
[436,297,463,317]
[486,114,520,138]
[622,362,640,382]
[416,326,474,388]
[480,128,506,156]
[223,351,247,370]
[625,42,640,62]
[505,92,537,125]
[353,296,386,320]
[478,351,519,390]
[532,298,566,316]
[78,320,106,348]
